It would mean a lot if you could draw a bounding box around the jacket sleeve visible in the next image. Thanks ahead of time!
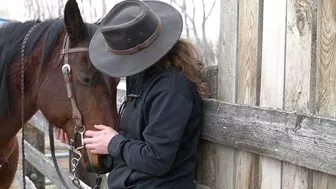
[107,90,193,176]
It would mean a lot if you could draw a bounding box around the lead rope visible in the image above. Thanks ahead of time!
[20,23,39,189]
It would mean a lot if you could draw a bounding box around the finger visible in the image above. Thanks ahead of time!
[90,150,99,154]
[84,130,98,137]
[64,132,69,144]
[83,138,95,144]
[94,124,110,130]
[55,128,60,140]
[85,144,97,150]
[59,128,65,143]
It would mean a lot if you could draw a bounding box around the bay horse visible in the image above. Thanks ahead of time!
[0,0,119,188]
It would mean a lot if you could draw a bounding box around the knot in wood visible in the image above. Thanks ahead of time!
[296,11,306,35]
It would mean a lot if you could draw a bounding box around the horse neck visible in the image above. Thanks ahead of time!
[0,41,49,145]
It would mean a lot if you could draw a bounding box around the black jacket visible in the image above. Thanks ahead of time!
[107,69,203,189]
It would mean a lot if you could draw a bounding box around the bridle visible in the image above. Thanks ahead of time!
[20,24,102,189]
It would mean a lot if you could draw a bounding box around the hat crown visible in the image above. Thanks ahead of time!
[100,0,161,53]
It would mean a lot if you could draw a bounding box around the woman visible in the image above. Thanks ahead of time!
[57,0,208,188]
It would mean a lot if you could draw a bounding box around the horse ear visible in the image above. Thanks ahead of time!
[64,0,86,44]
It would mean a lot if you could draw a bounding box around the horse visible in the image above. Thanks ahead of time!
[0,0,119,188]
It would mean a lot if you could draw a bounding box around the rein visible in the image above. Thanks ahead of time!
[20,25,102,189]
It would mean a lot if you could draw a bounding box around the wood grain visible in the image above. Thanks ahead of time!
[201,99,336,176]
[283,0,315,188]
[316,0,336,118]
[285,0,314,113]
[314,0,336,188]
[236,0,260,188]
[259,157,281,189]
[260,0,286,108]
[29,87,336,179]
[260,0,287,188]
[24,123,45,188]
[198,0,240,188]
[238,0,259,106]
[217,0,238,102]
[18,138,91,189]
[282,162,308,189]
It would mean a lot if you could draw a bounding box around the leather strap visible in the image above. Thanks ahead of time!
[49,123,72,189]
[107,21,162,55]
[62,35,84,128]
[49,34,88,189]
[61,48,88,55]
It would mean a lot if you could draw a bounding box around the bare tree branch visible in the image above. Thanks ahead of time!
[205,0,216,22]
[182,0,189,38]
[171,0,199,42]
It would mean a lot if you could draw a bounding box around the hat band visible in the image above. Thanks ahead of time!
[107,21,162,55]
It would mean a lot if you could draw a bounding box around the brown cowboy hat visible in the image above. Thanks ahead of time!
[88,0,183,78]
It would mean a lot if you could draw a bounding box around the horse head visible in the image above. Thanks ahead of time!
[35,0,118,174]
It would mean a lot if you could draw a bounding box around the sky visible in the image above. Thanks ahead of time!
[0,0,220,43]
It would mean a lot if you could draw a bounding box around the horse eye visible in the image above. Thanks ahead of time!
[77,72,91,85]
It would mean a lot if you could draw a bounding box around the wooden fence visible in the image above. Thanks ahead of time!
[195,0,336,189]
[16,0,336,188]
[17,77,336,189]
[16,112,95,189]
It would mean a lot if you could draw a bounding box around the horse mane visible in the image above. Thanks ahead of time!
[0,18,99,116]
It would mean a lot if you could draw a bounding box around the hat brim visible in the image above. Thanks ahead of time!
[88,1,183,78]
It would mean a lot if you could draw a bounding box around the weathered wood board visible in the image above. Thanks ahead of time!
[17,138,91,189]
[217,0,237,103]
[260,0,287,188]
[29,86,336,179]
[314,0,336,188]
[195,0,239,188]
[236,0,261,188]
[282,0,315,188]
[201,99,336,176]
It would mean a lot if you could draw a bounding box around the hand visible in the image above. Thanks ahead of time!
[55,127,69,144]
[83,125,118,154]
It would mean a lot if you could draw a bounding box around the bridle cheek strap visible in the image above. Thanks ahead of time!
[49,34,92,189]
[59,34,88,129]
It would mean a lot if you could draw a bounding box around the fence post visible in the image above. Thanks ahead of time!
[24,123,45,189]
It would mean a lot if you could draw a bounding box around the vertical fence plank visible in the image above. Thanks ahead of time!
[259,0,287,188]
[260,0,286,108]
[314,0,336,188]
[282,0,315,188]
[24,123,45,189]
[238,0,259,105]
[195,66,218,189]
[282,164,309,189]
[215,0,238,188]
[236,0,260,188]
[285,0,314,113]
[217,0,238,103]
[195,0,239,188]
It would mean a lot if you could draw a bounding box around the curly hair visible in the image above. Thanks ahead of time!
[150,38,209,98]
